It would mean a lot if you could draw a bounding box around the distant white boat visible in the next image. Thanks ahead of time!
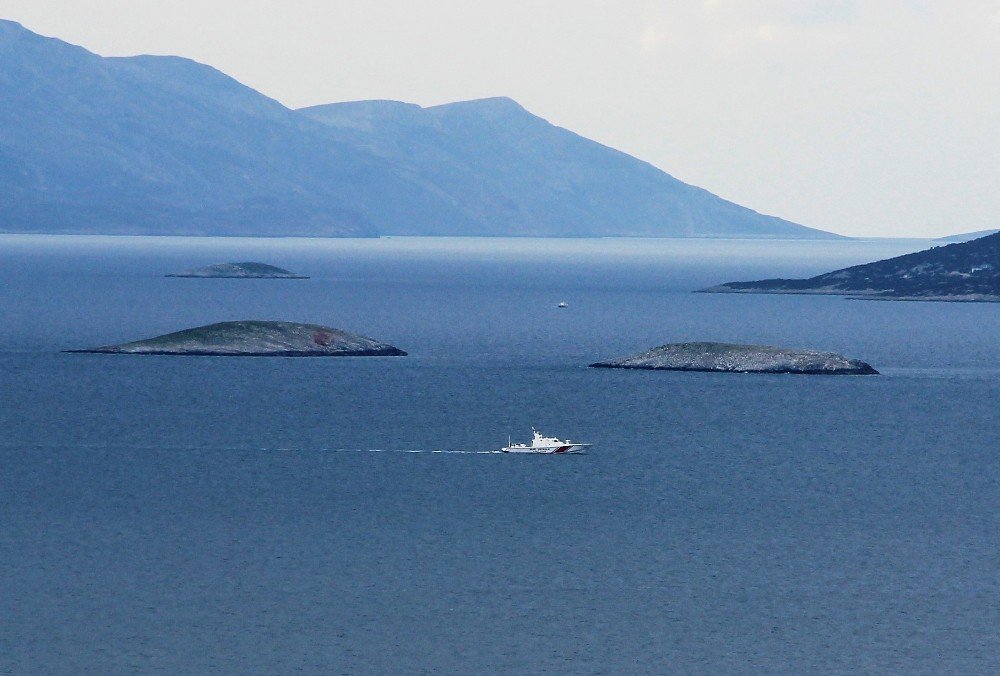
[557,301,569,308]
[501,428,590,454]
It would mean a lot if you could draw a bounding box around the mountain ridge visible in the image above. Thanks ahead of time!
[301,98,838,238]
[1,19,842,239]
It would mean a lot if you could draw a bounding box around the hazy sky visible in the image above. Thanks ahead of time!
[3,0,998,237]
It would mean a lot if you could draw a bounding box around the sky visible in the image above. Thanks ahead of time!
[2,0,997,238]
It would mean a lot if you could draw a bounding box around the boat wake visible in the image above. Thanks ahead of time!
[348,447,503,454]
[10,443,565,455]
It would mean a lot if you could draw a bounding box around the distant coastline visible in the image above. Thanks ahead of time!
[700,288,1000,303]
[702,231,1000,302]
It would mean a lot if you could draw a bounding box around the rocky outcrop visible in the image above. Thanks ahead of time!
[590,342,877,375]
[166,262,308,278]
[66,321,406,356]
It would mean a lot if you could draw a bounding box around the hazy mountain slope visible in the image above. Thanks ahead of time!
[935,229,999,242]
[0,20,423,236]
[1,19,839,238]
[300,98,842,238]
[703,231,1000,300]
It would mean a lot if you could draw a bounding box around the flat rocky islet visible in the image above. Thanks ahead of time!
[65,321,406,357]
[166,262,308,278]
[590,342,878,375]
[701,232,1000,302]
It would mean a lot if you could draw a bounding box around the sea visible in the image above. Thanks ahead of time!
[1,235,997,673]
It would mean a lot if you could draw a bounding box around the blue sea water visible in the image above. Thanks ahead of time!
[1,235,997,673]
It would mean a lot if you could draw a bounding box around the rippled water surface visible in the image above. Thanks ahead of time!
[1,235,997,673]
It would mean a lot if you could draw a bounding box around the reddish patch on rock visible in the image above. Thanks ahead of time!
[313,331,333,346]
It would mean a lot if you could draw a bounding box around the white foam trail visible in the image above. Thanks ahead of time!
[8,443,505,454]
[326,447,502,454]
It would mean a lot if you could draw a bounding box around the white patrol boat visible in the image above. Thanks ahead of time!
[501,428,590,454]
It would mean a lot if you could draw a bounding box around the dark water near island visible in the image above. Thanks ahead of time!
[1,235,997,673]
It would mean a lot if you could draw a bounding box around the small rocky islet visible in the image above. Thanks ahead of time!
[166,262,308,279]
[66,321,406,357]
[590,342,878,375]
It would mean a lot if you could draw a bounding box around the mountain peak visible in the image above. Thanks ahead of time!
[458,96,525,110]
[0,18,28,34]
[428,96,530,119]
[0,18,89,57]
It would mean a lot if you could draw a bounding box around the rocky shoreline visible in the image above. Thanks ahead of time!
[66,321,406,357]
[698,286,1000,303]
[166,262,308,279]
[590,342,878,375]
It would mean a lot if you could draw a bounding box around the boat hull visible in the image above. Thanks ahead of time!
[501,443,590,454]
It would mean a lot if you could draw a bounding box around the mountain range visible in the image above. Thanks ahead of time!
[0,19,840,239]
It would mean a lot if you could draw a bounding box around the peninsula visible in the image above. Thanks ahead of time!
[166,262,308,278]
[590,342,878,375]
[701,232,999,301]
[66,321,407,357]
